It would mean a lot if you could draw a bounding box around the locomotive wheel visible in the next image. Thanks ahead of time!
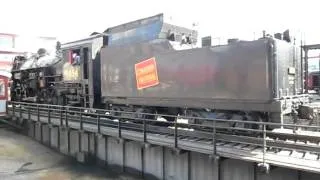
[45,92,53,104]
[49,91,60,105]
[186,111,210,131]
[57,95,66,106]
[162,108,179,123]
[52,96,58,105]
[110,106,122,117]
[230,112,264,135]
[134,108,156,124]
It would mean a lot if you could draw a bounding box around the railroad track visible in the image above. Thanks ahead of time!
[6,103,320,173]
[9,104,320,151]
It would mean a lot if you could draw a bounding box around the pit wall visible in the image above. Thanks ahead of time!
[26,120,320,180]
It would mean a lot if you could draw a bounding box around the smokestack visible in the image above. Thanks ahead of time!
[274,33,282,40]
[283,29,291,43]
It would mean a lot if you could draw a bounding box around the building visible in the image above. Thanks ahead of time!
[0,33,57,109]
[0,33,23,72]
[0,32,57,73]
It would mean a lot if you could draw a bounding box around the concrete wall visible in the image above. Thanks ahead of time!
[69,130,79,156]
[257,167,298,180]
[27,121,35,137]
[145,146,164,179]
[97,135,107,165]
[59,127,69,155]
[50,126,59,149]
[190,152,217,180]
[35,123,42,142]
[106,137,124,172]
[42,125,50,145]
[221,159,254,180]
[26,120,320,180]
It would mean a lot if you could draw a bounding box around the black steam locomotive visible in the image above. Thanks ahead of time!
[10,13,312,128]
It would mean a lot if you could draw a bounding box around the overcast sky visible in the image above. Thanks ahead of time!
[1,0,319,45]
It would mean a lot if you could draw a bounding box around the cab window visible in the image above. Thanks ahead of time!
[68,49,81,65]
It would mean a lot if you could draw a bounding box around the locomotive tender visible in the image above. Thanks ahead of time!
[10,13,311,128]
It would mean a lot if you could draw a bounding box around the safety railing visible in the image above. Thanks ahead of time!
[6,101,320,166]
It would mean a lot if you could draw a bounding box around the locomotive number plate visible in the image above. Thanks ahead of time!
[135,57,159,90]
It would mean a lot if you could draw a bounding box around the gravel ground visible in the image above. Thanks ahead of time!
[0,127,142,180]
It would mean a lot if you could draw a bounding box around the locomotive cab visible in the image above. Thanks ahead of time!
[58,34,106,107]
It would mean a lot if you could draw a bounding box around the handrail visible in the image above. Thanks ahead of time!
[7,101,320,135]
[8,101,320,129]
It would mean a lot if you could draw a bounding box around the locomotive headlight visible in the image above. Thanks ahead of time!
[39,72,44,77]
[14,73,21,79]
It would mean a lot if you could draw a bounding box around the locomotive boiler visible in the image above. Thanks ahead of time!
[10,47,64,104]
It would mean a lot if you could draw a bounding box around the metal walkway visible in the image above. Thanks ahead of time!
[6,101,320,174]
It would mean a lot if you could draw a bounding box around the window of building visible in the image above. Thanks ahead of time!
[0,79,5,97]
[0,34,14,49]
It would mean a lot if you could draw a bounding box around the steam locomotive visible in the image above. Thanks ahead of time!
[10,13,312,128]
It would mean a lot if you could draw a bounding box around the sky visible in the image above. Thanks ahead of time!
[1,0,319,45]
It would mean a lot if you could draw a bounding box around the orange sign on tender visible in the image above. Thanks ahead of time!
[135,57,159,90]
